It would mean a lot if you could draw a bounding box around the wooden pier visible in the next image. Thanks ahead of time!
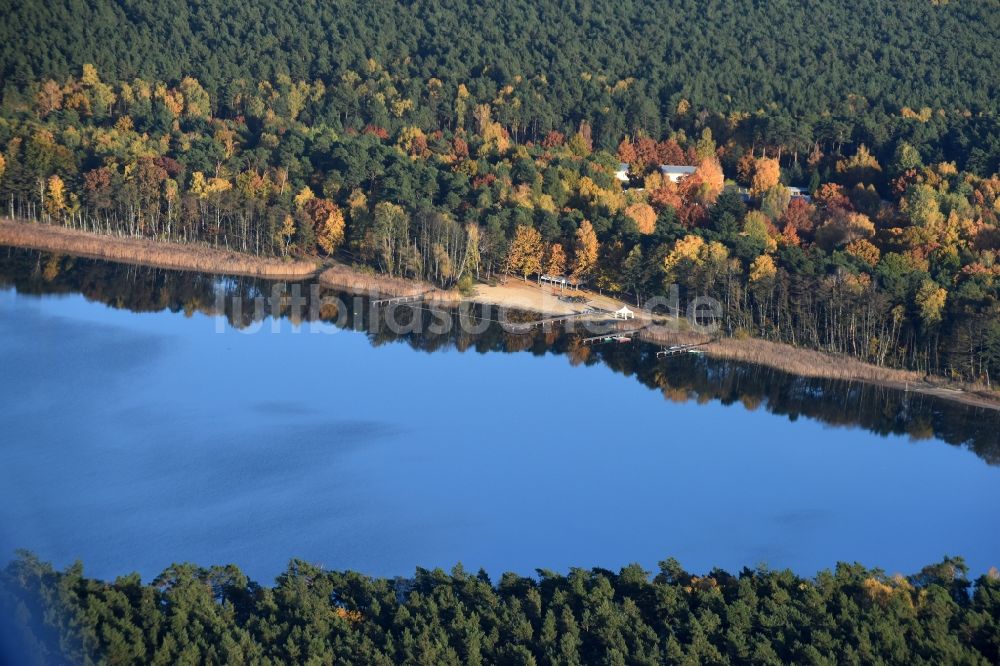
[582,331,636,345]
[504,308,601,332]
[371,293,426,307]
[655,342,710,358]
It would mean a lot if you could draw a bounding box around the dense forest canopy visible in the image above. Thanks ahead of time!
[2,553,999,664]
[3,0,1000,155]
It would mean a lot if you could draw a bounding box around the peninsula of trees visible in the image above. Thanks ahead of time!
[1,0,999,383]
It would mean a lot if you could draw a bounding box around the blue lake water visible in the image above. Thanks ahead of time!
[0,251,998,584]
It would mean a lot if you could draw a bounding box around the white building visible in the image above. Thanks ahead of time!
[787,186,812,202]
[615,162,630,183]
[658,165,698,183]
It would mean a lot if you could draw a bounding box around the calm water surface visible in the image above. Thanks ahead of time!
[1,250,998,583]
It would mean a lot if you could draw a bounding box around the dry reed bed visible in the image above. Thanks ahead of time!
[639,324,1000,410]
[0,219,319,278]
[640,324,922,383]
[318,264,459,303]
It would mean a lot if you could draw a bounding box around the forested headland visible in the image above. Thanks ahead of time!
[1,553,999,664]
[2,0,1000,382]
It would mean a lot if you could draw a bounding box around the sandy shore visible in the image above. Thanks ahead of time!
[3,218,997,411]
[318,268,608,315]
[0,219,319,279]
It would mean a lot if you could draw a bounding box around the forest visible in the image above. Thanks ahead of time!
[3,0,1000,151]
[2,552,999,665]
[1,0,1000,383]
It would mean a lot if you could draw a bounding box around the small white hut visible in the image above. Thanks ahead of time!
[613,305,635,320]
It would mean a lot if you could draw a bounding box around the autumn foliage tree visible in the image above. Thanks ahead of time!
[750,157,781,197]
[749,253,778,285]
[815,211,875,250]
[43,175,67,222]
[546,242,567,275]
[572,220,599,282]
[616,137,638,164]
[845,238,881,267]
[505,224,543,280]
[681,157,725,205]
[916,279,948,328]
[662,234,730,294]
[462,223,481,278]
[836,144,882,187]
[624,202,657,234]
[648,180,683,213]
[303,198,346,255]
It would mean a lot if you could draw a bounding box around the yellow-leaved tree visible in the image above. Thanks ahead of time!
[44,175,67,222]
[902,183,944,229]
[462,223,481,279]
[398,126,429,157]
[916,279,947,328]
[662,234,730,293]
[662,234,705,281]
[179,77,211,118]
[454,84,470,130]
[505,225,544,281]
[473,104,510,155]
[742,211,779,253]
[749,254,777,284]
[294,186,315,210]
[750,157,781,197]
[624,202,657,234]
[190,172,232,198]
[835,144,882,186]
[275,215,296,257]
[567,121,593,157]
[572,220,599,282]
[845,238,881,267]
[684,157,725,205]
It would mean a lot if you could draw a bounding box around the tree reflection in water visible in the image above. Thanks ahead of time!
[3,247,998,465]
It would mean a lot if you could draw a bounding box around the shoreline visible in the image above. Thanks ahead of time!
[2,218,998,411]
[0,219,319,279]
[636,326,1000,412]
[317,263,460,304]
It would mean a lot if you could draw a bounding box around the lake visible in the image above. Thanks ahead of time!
[1,248,998,584]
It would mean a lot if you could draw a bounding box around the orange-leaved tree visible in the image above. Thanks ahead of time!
[750,157,781,197]
[546,243,567,276]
